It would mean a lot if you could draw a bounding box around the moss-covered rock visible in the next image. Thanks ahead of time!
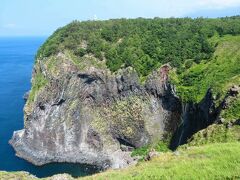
[185,124,240,147]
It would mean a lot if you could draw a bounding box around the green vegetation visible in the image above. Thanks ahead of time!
[37,16,240,78]
[184,124,240,147]
[0,171,35,180]
[221,98,240,121]
[154,141,170,152]
[28,72,48,103]
[82,143,240,180]
[170,35,240,103]
[131,139,171,159]
[131,145,149,158]
[68,51,107,71]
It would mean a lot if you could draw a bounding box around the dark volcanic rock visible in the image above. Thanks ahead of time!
[229,85,240,97]
[171,89,219,149]
[170,85,240,149]
[10,53,181,169]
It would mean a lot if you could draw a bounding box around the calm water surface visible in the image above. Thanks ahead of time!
[0,37,98,178]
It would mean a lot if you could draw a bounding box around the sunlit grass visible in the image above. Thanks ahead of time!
[82,143,240,180]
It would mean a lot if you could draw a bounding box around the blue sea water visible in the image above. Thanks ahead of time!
[0,37,98,178]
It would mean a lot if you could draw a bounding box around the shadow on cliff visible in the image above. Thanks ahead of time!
[170,88,224,150]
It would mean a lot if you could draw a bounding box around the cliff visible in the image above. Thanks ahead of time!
[9,51,181,168]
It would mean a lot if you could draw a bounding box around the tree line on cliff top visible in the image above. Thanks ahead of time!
[37,16,240,77]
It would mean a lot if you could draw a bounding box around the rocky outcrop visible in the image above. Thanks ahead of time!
[10,52,181,169]
[171,85,240,149]
[170,89,218,149]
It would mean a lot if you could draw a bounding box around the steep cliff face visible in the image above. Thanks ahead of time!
[170,86,240,149]
[171,89,218,149]
[10,52,181,169]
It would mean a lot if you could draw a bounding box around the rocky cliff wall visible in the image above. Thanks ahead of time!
[10,52,181,169]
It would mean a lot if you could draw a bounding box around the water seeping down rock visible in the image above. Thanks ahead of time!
[170,85,240,149]
[170,89,218,149]
[9,52,182,169]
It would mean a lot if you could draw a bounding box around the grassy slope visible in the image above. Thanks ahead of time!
[172,35,240,104]
[185,124,240,147]
[0,171,36,180]
[81,143,240,180]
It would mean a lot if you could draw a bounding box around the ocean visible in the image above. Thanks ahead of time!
[0,37,97,178]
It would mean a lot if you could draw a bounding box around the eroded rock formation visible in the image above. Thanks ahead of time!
[10,52,181,169]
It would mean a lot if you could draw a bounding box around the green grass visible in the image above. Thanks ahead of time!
[68,51,107,71]
[171,35,240,103]
[0,171,36,180]
[131,140,170,160]
[185,124,240,147]
[82,142,240,180]
[131,145,150,158]
[27,73,48,103]
[221,98,240,121]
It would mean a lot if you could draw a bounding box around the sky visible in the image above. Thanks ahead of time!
[0,0,240,36]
